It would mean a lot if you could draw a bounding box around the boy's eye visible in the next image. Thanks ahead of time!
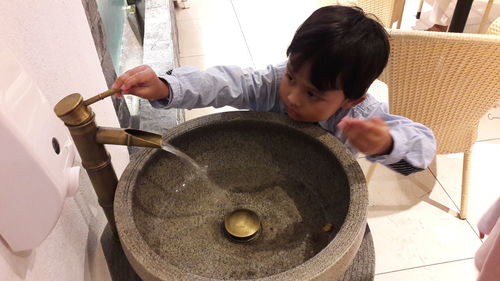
[307,91,319,100]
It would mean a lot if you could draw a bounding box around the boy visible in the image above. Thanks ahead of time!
[112,5,436,176]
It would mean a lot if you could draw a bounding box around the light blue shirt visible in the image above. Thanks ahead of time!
[152,62,436,175]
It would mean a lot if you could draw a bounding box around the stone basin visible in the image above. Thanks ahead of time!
[115,111,368,281]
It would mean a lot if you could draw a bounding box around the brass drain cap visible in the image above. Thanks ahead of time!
[223,209,261,242]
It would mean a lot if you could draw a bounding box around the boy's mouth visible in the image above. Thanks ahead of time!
[285,105,302,120]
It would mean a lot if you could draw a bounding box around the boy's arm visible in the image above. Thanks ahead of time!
[352,95,436,175]
[150,63,286,112]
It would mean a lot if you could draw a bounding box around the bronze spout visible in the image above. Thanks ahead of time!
[96,127,162,148]
[54,90,163,237]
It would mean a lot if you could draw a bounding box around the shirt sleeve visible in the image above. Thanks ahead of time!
[150,63,286,112]
[353,95,436,175]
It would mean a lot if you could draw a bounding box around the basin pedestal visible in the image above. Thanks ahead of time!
[99,224,374,281]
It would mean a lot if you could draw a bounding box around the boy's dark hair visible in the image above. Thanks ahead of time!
[286,5,390,100]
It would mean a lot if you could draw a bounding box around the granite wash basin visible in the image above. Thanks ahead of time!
[114,111,368,281]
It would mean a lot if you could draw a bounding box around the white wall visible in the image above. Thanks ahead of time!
[0,175,113,281]
[0,1,129,280]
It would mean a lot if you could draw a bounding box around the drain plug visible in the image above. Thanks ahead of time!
[223,209,261,243]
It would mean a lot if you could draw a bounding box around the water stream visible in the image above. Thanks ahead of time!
[161,143,204,173]
[160,142,229,205]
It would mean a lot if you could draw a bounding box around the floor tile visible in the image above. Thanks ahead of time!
[358,159,438,213]
[180,55,207,69]
[429,139,500,233]
[184,107,216,121]
[357,158,482,274]
[184,106,239,121]
[374,258,478,281]
[477,102,500,141]
[175,0,234,23]
[180,53,253,70]
[175,0,235,53]
[178,55,242,121]
[175,0,253,67]
[231,0,317,69]
[176,1,247,121]
[177,17,251,61]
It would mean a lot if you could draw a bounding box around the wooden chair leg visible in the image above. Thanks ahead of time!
[478,0,494,33]
[459,150,472,219]
[416,0,424,19]
[396,0,406,29]
[365,162,377,183]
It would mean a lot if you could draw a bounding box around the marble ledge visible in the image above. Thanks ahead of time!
[143,0,178,74]
[141,0,182,132]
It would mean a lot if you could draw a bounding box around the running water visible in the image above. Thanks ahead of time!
[161,143,205,173]
[160,142,231,211]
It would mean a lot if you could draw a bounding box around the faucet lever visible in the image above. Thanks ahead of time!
[83,89,121,106]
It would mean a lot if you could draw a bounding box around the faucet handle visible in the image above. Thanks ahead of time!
[83,89,121,106]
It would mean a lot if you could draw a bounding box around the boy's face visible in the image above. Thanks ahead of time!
[279,61,364,123]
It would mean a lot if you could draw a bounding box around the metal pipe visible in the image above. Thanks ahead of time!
[448,0,473,33]
[83,89,121,106]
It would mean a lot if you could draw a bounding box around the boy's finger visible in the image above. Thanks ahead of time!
[338,117,361,130]
[113,71,134,90]
[343,119,372,132]
[348,137,367,152]
[371,116,386,125]
[337,119,348,130]
[344,127,362,140]
[342,120,367,137]
[129,87,154,98]
[346,131,373,153]
[346,117,388,133]
[113,65,149,90]
[121,69,151,91]
[123,65,149,77]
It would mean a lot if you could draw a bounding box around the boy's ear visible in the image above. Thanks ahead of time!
[341,95,366,109]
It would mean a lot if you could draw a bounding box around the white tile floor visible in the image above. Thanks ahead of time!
[173,0,500,280]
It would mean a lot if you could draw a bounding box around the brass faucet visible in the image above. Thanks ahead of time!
[54,89,162,236]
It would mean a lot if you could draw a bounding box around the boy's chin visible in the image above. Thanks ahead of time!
[286,112,303,122]
[287,114,319,123]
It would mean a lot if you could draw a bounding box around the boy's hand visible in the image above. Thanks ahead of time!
[337,117,393,156]
[112,65,170,100]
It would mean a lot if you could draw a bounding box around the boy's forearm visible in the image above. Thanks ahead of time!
[367,122,436,175]
[158,77,170,100]
[152,64,284,111]
[348,95,436,175]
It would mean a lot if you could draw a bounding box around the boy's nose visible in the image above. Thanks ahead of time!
[287,89,301,107]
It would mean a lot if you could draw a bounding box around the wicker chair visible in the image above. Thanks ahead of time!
[370,28,500,219]
[356,0,405,28]
[486,17,500,35]
[319,0,405,28]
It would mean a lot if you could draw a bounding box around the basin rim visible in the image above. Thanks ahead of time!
[115,111,368,281]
